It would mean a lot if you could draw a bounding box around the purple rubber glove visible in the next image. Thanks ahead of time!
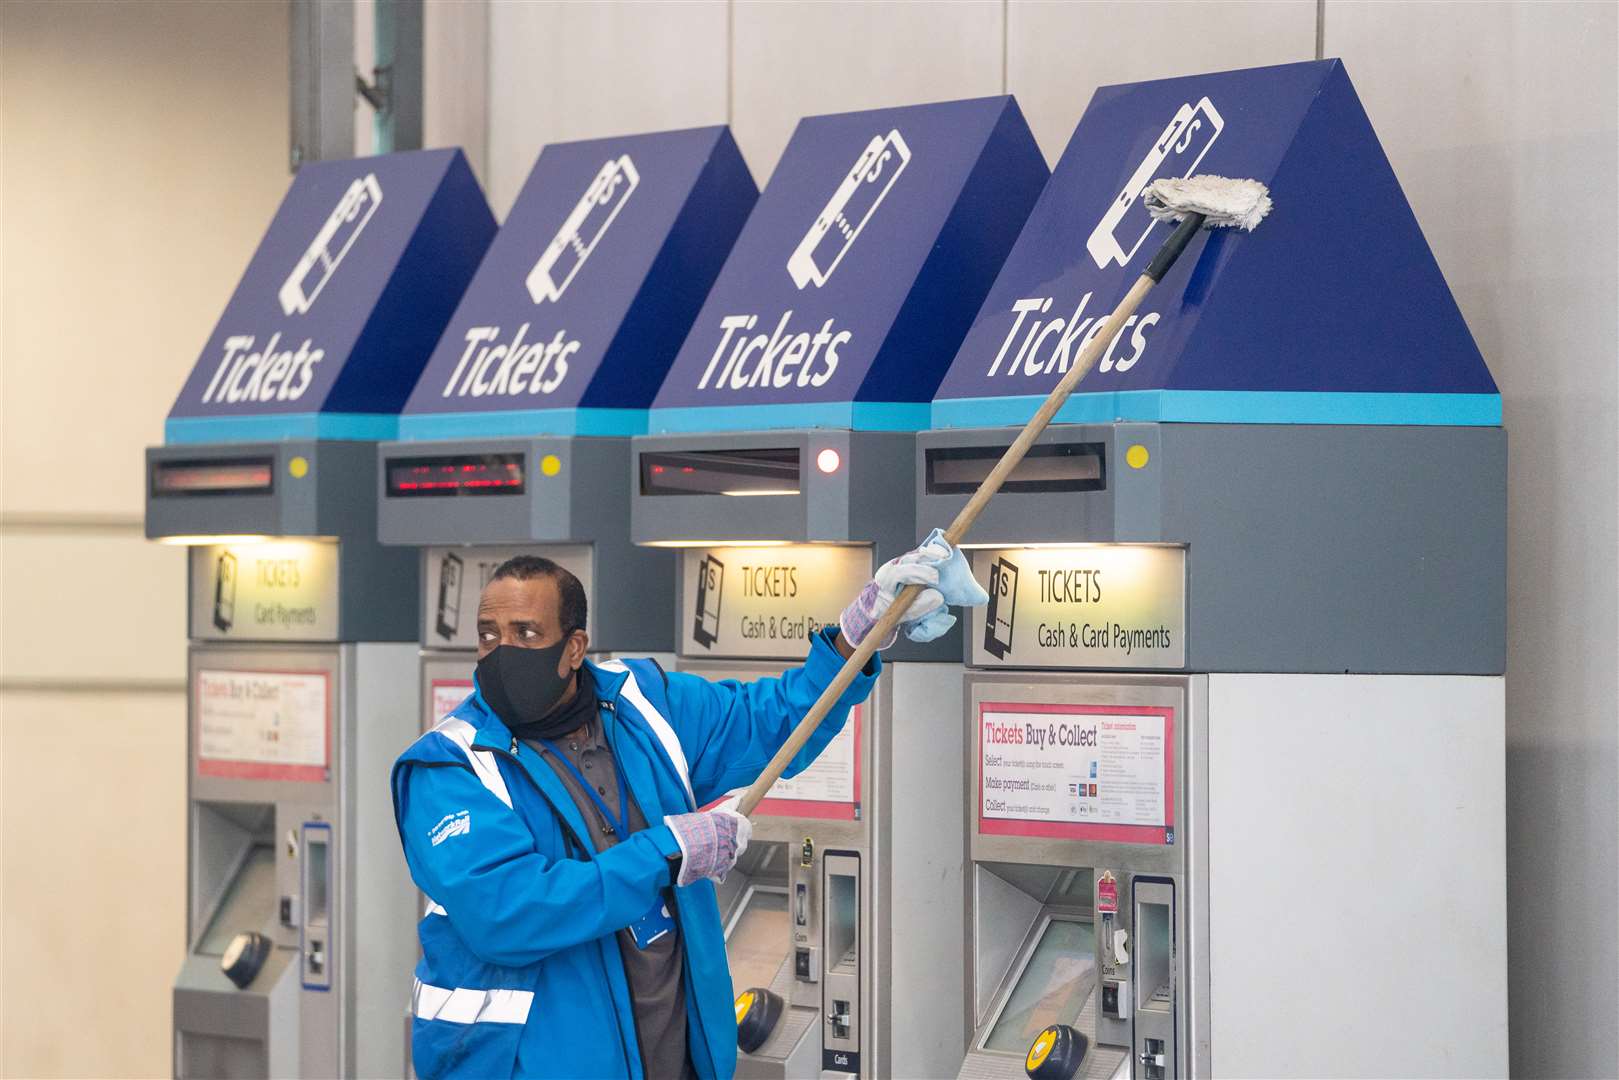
[839,530,986,650]
[664,798,752,887]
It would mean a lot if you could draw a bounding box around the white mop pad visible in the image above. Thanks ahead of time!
[1143,175,1273,231]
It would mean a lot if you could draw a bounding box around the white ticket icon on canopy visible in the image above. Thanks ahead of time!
[1086,97,1223,270]
[788,129,911,289]
[279,174,383,315]
[527,155,639,304]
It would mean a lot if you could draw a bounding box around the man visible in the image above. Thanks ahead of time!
[392,531,984,1079]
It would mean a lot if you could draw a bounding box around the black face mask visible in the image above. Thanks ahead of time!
[476,639,576,735]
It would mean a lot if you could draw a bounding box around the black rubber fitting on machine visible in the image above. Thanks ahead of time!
[1025,1023,1088,1080]
[1143,212,1206,282]
[735,987,785,1054]
[221,931,272,990]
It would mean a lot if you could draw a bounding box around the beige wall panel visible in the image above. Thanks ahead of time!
[731,0,1003,183]
[1323,2,1619,1076]
[426,0,492,185]
[1007,0,1316,165]
[0,531,186,684]
[1,688,187,1079]
[0,0,292,519]
[486,0,729,217]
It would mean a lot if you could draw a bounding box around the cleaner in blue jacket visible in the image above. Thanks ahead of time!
[392,531,984,1079]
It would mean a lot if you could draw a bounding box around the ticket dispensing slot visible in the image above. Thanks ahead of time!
[301,823,332,991]
[639,447,801,498]
[1131,878,1175,1080]
[924,441,1105,495]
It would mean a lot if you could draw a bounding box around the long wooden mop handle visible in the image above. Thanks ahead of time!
[735,271,1160,817]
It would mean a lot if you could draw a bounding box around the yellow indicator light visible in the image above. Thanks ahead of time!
[156,534,272,547]
[734,991,753,1023]
[1126,444,1150,469]
[288,456,310,479]
[540,454,562,477]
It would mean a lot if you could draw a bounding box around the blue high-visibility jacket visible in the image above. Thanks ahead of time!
[391,628,879,1079]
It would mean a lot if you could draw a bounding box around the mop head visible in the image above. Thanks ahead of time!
[1143,175,1272,231]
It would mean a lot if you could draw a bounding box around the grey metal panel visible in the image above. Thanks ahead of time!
[151,441,417,642]
[1164,423,1505,674]
[881,661,968,1078]
[289,0,355,169]
[148,442,319,539]
[351,643,418,1079]
[919,423,1507,674]
[378,436,675,653]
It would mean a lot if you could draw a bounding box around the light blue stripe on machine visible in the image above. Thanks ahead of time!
[164,413,399,443]
[648,401,932,433]
[395,408,649,440]
[930,391,1503,429]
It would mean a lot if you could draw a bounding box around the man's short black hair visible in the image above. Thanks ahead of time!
[488,555,588,635]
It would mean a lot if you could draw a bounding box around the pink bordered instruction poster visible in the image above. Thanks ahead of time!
[431,679,474,725]
[706,704,863,821]
[979,701,1174,845]
[196,668,331,782]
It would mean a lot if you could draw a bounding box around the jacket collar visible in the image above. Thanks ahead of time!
[584,657,632,700]
[467,660,673,856]
[466,660,633,753]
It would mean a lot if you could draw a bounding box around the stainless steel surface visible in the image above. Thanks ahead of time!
[962,672,1203,1080]
[681,654,966,1078]
[177,642,416,1078]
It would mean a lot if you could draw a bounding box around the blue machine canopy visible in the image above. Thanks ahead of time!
[932,60,1499,429]
[166,148,495,444]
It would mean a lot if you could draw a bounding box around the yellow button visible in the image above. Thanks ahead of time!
[540,453,562,477]
[1027,1029,1055,1069]
[288,456,310,479]
[1126,444,1150,469]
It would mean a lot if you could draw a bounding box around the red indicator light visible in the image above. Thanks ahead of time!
[816,448,841,474]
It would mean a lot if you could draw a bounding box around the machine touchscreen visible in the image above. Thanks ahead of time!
[984,919,1096,1054]
[726,888,792,999]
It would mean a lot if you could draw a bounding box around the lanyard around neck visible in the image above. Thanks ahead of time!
[540,734,631,837]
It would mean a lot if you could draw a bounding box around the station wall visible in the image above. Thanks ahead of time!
[486,9,1617,1072]
[0,2,1611,1077]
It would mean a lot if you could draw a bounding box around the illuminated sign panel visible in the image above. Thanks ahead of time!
[971,545,1185,669]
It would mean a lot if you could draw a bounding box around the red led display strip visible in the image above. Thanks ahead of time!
[385,454,526,497]
[151,458,274,497]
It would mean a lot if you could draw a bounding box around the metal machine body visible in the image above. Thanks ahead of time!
[633,428,968,1078]
[922,422,1508,1079]
[150,441,419,1079]
[377,433,676,731]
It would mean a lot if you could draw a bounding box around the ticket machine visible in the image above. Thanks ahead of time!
[378,125,756,730]
[926,62,1508,1078]
[636,97,1048,1078]
[152,149,493,1078]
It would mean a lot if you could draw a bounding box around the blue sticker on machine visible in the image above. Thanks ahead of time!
[648,96,1048,433]
[932,60,1500,428]
[398,126,757,439]
[165,149,495,443]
